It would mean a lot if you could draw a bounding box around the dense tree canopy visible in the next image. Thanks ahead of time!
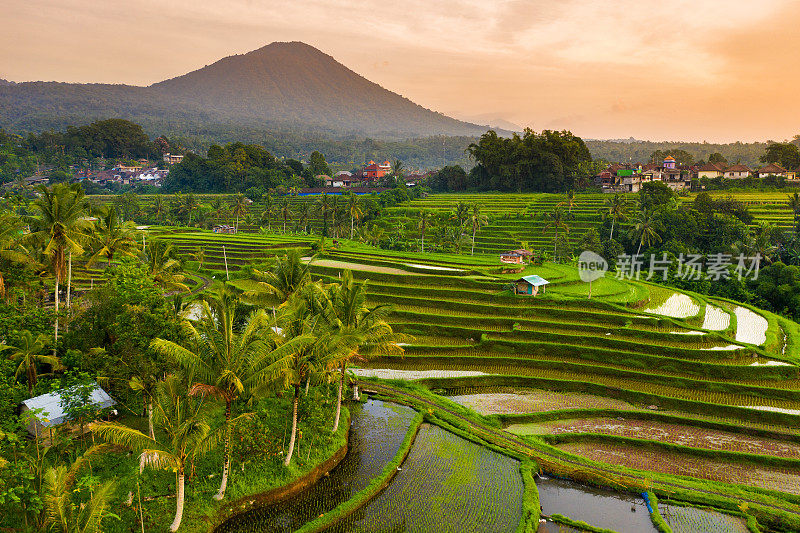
[463,129,592,192]
[761,142,800,170]
[164,143,301,193]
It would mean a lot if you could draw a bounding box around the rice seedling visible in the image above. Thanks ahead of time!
[448,388,633,416]
[330,424,524,533]
[658,504,750,533]
[535,418,800,458]
[557,441,800,494]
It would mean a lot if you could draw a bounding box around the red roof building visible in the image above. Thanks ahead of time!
[362,160,392,179]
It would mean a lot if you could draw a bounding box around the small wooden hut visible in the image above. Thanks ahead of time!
[514,275,549,296]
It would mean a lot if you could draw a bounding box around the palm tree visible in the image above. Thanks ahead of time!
[604,194,629,241]
[261,193,274,226]
[298,201,312,234]
[247,249,311,305]
[560,190,578,215]
[327,270,404,433]
[270,284,338,465]
[363,224,385,248]
[734,222,779,264]
[151,196,167,223]
[23,184,91,349]
[451,202,469,232]
[346,194,363,239]
[86,206,138,268]
[468,204,488,256]
[279,199,292,234]
[316,193,331,237]
[232,193,249,232]
[43,456,118,533]
[144,240,189,292]
[789,193,800,235]
[629,210,662,254]
[190,246,206,270]
[544,207,570,262]
[331,196,341,239]
[418,210,430,253]
[210,197,228,223]
[2,330,62,396]
[392,159,404,181]
[0,212,35,299]
[90,374,213,532]
[151,284,305,498]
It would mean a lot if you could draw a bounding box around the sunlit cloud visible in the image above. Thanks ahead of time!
[0,0,798,141]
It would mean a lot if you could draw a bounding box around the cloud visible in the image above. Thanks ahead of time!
[0,0,798,141]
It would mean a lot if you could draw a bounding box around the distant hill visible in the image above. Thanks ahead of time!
[584,139,767,167]
[0,42,487,139]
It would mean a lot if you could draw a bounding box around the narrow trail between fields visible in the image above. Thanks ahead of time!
[357,380,800,518]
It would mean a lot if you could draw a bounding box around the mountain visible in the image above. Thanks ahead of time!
[461,113,523,133]
[0,42,487,139]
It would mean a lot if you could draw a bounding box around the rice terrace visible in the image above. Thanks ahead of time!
[6,172,800,533]
[5,12,800,530]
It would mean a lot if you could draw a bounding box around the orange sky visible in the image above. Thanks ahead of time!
[2,0,799,142]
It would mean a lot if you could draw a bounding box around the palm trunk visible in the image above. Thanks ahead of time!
[351,216,354,239]
[553,230,558,263]
[284,385,300,466]
[169,469,185,532]
[53,275,59,355]
[304,375,310,395]
[66,252,72,309]
[471,226,476,256]
[332,361,345,432]
[214,400,231,500]
[610,218,615,241]
[637,239,643,255]
[148,401,155,439]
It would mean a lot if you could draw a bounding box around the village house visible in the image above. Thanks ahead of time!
[500,249,534,264]
[323,171,353,187]
[135,168,169,186]
[363,160,391,179]
[213,224,237,234]
[697,162,725,180]
[758,163,793,179]
[115,164,143,173]
[21,384,115,441]
[723,164,752,179]
[163,153,184,165]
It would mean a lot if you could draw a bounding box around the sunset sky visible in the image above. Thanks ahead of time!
[2,0,799,143]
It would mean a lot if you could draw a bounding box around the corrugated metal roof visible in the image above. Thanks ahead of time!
[518,275,549,286]
[21,384,115,427]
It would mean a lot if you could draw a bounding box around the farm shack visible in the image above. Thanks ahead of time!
[514,275,549,296]
[213,225,237,234]
[20,384,116,440]
[500,249,534,264]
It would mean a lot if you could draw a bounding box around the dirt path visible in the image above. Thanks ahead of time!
[305,258,420,275]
